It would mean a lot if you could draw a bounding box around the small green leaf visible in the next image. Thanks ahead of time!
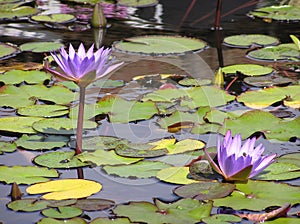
[118,0,158,7]
[15,134,68,151]
[222,64,274,76]
[0,166,59,184]
[37,217,87,224]
[0,141,16,154]
[223,34,279,48]
[0,70,50,84]
[7,199,51,212]
[20,42,64,53]
[41,206,82,219]
[0,117,43,134]
[33,151,89,169]
[74,198,115,211]
[202,214,242,224]
[156,166,198,185]
[103,161,172,178]
[31,14,76,23]
[18,105,69,117]
[90,217,131,224]
[0,42,19,59]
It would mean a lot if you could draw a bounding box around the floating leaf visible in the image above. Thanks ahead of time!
[277,152,300,167]
[213,180,300,210]
[32,118,97,135]
[33,151,89,169]
[0,70,50,84]
[174,182,235,200]
[237,85,300,109]
[249,5,300,21]
[20,42,64,53]
[0,84,74,108]
[0,117,43,134]
[115,143,168,158]
[264,218,300,223]
[117,0,158,7]
[103,161,172,178]
[247,43,300,61]
[90,217,131,224]
[0,141,16,154]
[221,64,274,76]
[26,179,102,200]
[0,6,38,20]
[77,150,142,166]
[15,134,68,151]
[7,199,51,212]
[74,198,115,211]
[201,214,242,224]
[113,36,207,55]
[223,34,279,48]
[254,162,300,181]
[37,217,87,224]
[0,166,59,184]
[143,86,235,109]
[31,14,76,23]
[113,198,212,224]
[221,110,300,141]
[70,136,128,151]
[178,78,211,86]
[41,206,82,219]
[243,75,294,87]
[18,105,69,117]
[165,139,205,154]
[156,166,198,185]
[0,42,19,59]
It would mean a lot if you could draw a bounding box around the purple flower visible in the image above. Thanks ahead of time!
[204,130,276,181]
[45,43,123,87]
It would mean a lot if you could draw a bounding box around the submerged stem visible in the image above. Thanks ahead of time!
[75,85,86,155]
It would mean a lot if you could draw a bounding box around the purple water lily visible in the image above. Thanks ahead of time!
[44,43,123,155]
[204,130,276,181]
[45,43,123,87]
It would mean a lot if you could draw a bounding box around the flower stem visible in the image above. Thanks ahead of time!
[75,85,86,155]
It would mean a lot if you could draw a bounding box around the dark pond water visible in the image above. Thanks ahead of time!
[0,0,299,223]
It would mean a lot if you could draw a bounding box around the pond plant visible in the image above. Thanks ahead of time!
[45,43,123,155]
[0,0,299,224]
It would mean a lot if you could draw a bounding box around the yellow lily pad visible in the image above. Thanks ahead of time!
[26,179,102,200]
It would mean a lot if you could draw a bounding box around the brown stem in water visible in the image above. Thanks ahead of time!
[214,0,222,30]
[75,85,86,155]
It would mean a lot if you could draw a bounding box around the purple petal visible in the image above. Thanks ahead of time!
[77,43,86,59]
[249,154,276,178]
[96,62,123,79]
[203,148,223,176]
[68,44,76,60]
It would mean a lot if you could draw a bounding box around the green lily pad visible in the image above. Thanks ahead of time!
[33,151,89,169]
[254,162,300,181]
[89,79,125,89]
[90,217,131,224]
[113,198,212,224]
[277,152,300,167]
[7,199,51,212]
[37,217,87,224]
[0,117,43,134]
[0,70,50,84]
[249,5,300,21]
[143,86,235,109]
[264,218,300,223]
[213,180,300,210]
[247,43,300,61]
[0,84,74,109]
[31,14,76,23]
[221,64,274,76]
[201,214,242,224]
[223,34,279,48]
[0,141,16,154]
[113,36,207,55]
[15,134,69,150]
[77,150,142,166]
[32,118,97,135]
[0,42,19,59]
[237,85,300,109]
[174,182,235,200]
[20,42,64,53]
[74,198,115,211]
[221,110,300,141]
[117,0,158,7]
[115,143,168,158]
[18,105,69,117]
[103,161,172,178]
[69,136,128,151]
[243,75,294,87]
[0,166,59,184]
[156,166,198,185]
[41,206,82,219]
[178,78,211,86]
[0,6,38,20]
